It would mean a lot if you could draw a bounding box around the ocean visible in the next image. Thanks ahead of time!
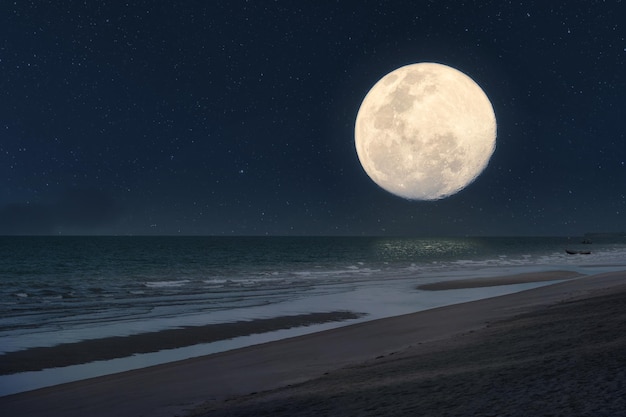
[1,235,625,395]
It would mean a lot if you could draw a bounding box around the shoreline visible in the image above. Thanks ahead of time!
[0,311,363,375]
[1,270,625,416]
[0,270,581,377]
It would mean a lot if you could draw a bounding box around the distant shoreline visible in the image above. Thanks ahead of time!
[417,270,582,290]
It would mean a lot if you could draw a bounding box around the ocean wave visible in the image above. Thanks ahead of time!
[143,280,191,288]
[292,266,380,278]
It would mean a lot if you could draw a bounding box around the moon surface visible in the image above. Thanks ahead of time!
[354,62,496,200]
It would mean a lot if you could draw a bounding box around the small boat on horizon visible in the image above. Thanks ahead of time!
[565,249,591,255]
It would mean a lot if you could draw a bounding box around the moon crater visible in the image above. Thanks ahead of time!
[355,62,496,200]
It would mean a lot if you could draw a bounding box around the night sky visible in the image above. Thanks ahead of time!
[1,1,624,236]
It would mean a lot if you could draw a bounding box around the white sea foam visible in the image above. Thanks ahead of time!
[144,279,191,288]
[203,278,228,284]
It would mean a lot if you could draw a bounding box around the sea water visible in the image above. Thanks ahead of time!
[1,235,625,395]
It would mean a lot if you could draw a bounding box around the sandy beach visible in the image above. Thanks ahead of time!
[1,270,626,417]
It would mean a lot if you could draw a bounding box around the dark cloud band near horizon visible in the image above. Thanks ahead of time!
[0,189,123,235]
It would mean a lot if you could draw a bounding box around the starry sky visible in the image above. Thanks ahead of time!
[1,1,625,236]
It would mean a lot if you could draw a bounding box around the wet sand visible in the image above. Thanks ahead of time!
[1,271,625,417]
[417,270,583,290]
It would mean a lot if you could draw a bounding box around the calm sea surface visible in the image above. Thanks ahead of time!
[1,235,625,394]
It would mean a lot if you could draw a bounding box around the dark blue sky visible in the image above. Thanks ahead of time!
[1,1,624,236]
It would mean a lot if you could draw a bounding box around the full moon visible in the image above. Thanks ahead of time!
[354,62,496,200]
